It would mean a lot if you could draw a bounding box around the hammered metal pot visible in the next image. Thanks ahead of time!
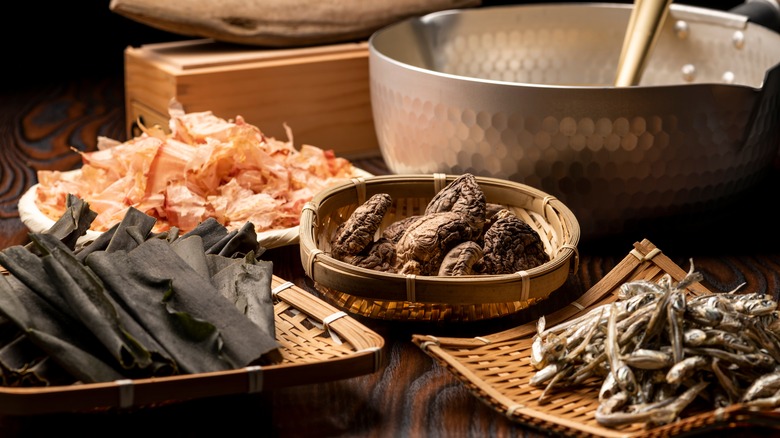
[369,3,780,240]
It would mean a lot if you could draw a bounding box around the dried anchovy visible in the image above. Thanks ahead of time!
[528,260,780,428]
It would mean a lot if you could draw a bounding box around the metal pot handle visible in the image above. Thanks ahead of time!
[731,0,780,32]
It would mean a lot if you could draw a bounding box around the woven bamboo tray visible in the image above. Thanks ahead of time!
[299,173,580,323]
[411,238,780,437]
[0,275,384,416]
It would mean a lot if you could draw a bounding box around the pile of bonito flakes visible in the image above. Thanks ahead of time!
[529,261,780,428]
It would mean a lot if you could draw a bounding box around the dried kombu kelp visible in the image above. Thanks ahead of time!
[209,253,277,343]
[171,235,212,279]
[74,222,119,262]
[0,194,281,386]
[0,334,74,387]
[18,355,74,387]
[35,194,97,252]
[103,206,158,253]
[180,218,266,258]
[0,246,72,312]
[87,237,281,372]
[181,217,229,250]
[0,334,48,386]
[31,233,177,377]
[88,246,235,374]
[209,221,263,258]
[0,274,125,383]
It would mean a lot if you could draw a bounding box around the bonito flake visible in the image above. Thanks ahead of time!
[34,101,358,234]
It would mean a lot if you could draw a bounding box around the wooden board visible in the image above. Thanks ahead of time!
[124,39,379,158]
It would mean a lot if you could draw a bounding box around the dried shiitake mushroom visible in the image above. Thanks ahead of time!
[327,174,550,277]
[476,214,549,274]
[330,193,391,260]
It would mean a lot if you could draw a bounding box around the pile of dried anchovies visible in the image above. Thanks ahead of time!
[529,261,780,428]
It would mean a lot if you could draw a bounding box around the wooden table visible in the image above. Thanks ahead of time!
[2,72,780,437]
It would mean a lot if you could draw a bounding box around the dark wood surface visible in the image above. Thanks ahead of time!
[1,1,779,436]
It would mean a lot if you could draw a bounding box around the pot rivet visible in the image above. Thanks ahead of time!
[673,20,689,39]
[732,31,745,49]
[722,71,735,84]
[681,64,696,82]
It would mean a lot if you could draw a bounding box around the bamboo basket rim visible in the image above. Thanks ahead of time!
[0,274,385,416]
[411,238,780,437]
[298,173,580,322]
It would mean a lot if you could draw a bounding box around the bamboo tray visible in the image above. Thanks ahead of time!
[0,275,384,416]
[299,173,580,323]
[412,238,780,437]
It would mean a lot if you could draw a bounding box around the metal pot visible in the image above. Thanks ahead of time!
[368,2,780,240]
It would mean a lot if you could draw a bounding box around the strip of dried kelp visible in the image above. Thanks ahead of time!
[0,334,44,386]
[19,355,75,387]
[32,194,97,252]
[183,219,265,258]
[87,238,281,371]
[211,222,264,258]
[181,217,229,251]
[27,329,126,383]
[0,274,124,383]
[0,316,23,352]
[210,255,278,350]
[74,222,119,263]
[104,206,157,253]
[86,247,235,374]
[0,334,75,387]
[0,246,72,312]
[30,233,177,377]
[150,227,181,243]
[171,235,212,281]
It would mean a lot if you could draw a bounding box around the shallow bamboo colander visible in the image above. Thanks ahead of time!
[299,173,580,322]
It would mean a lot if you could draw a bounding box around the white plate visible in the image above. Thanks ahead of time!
[18,168,373,249]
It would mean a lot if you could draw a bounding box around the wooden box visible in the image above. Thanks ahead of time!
[124,39,379,158]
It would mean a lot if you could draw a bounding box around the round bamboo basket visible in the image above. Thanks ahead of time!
[299,174,580,322]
